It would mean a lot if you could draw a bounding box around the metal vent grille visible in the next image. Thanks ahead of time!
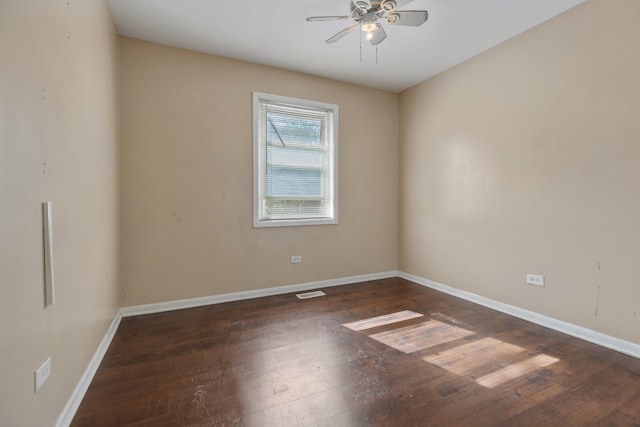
[296,290,326,299]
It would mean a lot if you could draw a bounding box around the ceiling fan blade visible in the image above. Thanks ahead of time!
[326,25,358,43]
[307,15,352,22]
[370,24,387,45]
[385,10,428,26]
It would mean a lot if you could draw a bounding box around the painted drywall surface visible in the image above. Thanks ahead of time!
[399,0,640,344]
[0,1,120,425]
[119,38,399,305]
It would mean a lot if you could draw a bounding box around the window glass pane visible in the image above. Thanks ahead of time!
[267,112,322,147]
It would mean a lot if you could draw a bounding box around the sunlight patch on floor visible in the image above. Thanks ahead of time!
[475,354,559,388]
[368,320,474,353]
[423,337,523,376]
[346,311,560,390]
[343,310,424,331]
[423,336,559,388]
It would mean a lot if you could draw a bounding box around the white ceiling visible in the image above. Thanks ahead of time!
[107,0,586,93]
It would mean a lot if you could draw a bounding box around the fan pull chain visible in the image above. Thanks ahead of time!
[359,22,362,63]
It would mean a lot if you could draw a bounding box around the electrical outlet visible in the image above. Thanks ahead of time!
[35,356,51,392]
[291,255,302,264]
[526,274,545,287]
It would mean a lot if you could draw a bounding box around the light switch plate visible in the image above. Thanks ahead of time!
[35,356,51,392]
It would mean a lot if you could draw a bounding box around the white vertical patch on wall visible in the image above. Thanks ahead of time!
[43,201,55,306]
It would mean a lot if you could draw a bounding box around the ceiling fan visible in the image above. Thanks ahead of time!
[306,0,429,46]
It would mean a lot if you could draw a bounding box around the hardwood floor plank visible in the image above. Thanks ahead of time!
[72,278,640,426]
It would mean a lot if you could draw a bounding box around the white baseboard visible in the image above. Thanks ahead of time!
[399,271,640,359]
[55,309,123,427]
[121,271,399,317]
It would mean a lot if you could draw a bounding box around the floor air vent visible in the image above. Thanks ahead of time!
[296,291,326,299]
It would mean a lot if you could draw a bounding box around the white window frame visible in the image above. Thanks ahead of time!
[253,92,338,228]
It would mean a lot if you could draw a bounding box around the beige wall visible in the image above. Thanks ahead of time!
[5,0,640,423]
[119,38,399,305]
[0,1,120,426]
[399,0,640,344]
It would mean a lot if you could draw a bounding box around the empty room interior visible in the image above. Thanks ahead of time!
[2,0,640,425]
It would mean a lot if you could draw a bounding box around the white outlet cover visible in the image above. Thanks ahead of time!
[526,274,545,287]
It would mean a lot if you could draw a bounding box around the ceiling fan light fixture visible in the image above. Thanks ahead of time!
[361,21,378,32]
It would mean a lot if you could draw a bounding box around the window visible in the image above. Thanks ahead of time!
[253,92,338,227]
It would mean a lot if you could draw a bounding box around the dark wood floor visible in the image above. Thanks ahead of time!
[72,278,640,426]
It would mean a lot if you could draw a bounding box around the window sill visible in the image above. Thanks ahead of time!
[253,217,338,228]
